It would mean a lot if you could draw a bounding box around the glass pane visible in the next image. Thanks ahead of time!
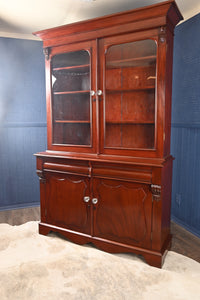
[51,50,91,145]
[105,39,157,149]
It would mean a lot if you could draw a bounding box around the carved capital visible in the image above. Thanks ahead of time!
[36,170,46,184]
[160,26,166,33]
[43,47,51,60]
[159,26,166,43]
[151,184,161,202]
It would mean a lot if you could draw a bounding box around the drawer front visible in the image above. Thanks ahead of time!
[43,162,91,177]
[92,163,152,184]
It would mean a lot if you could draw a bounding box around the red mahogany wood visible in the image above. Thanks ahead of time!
[44,173,91,234]
[35,1,182,268]
[92,178,153,248]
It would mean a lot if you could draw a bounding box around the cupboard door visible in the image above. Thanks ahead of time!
[93,178,152,248]
[45,173,91,234]
[47,40,97,153]
[99,34,158,156]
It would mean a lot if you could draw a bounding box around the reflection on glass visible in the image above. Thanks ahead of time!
[51,50,91,146]
[105,39,157,149]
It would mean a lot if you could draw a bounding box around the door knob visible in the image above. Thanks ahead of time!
[92,198,98,204]
[83,196,90,203]
[90,90,95,96]
[97,90,103,96]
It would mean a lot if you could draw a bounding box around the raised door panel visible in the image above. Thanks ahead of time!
[45,173,91,234]
[93,178,152,248]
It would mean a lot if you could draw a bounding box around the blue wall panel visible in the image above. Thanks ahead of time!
[0,37,46,210]
[171,126,200,237]
[172,14,200,124]
[0,125,46,209]
[0,38,46,123]
[171,13,200,237]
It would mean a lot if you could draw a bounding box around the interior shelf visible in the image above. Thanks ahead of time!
[52,64,90,73]
[106,87,155,93]
[106,120,155,124]
[107,55,156,68]
[53,90,90,95]
[55,120,90,124]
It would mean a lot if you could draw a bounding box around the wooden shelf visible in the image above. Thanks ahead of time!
[53,64,90,72]
[106,120,155,125]
[107,55,156,68]
[53,90,90,95]
[106,87,155,93]
[55,120,90,124]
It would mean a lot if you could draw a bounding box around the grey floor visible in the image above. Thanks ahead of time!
[0,206,40,225]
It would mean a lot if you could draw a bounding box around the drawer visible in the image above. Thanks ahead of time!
[43,162,90,176]
[92,163,152,184]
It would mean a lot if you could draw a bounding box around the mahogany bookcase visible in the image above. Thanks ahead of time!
[34,0,182,267]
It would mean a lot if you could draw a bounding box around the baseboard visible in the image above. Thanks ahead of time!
[0,202,40,212]
[171,216,200,239]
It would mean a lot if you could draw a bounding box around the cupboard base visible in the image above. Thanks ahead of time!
[39,222,172,268]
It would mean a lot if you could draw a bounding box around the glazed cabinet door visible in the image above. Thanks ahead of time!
[44,172,91,235]
[46,40,97,153]
[92,178,153,248]
[99,32,160,158]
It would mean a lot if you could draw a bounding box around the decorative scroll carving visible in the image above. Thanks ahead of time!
[151,184,161,202]
[43,47,51,60]
[36,170,46,184]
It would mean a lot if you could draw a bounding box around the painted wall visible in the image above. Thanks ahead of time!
[171,13,200,237]
[0,37,46,210]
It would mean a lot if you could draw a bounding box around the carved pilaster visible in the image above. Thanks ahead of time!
[151,184,161,202]
[43,47,51,60]
[36,170,46,184]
